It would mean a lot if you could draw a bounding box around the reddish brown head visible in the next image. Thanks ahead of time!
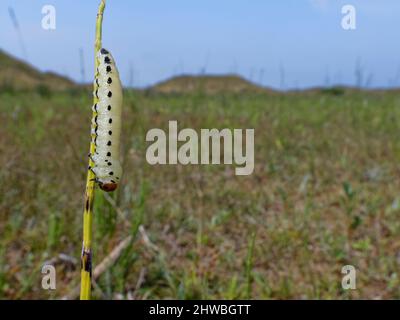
[99,183,118,192]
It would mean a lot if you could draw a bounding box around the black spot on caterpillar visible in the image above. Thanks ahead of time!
[91,48,123,193]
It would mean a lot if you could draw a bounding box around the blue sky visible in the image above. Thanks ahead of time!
[1,0,400,89]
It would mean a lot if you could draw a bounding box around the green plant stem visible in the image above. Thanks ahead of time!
[80,0,106,300]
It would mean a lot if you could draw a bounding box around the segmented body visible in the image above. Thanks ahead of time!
[91,48,123,192]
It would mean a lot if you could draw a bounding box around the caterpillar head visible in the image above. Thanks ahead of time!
[99,182,118,192]
[92,163,122,193]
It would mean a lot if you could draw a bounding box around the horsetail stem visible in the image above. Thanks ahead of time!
[80,0,106,300]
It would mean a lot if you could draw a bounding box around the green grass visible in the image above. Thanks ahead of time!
[1,88,400,299]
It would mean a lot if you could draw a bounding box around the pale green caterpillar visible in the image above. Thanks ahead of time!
[90,48,123,192]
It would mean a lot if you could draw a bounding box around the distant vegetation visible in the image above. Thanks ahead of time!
[149,74,276,95]
[0,49,76,92]
[1,49,397,96]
